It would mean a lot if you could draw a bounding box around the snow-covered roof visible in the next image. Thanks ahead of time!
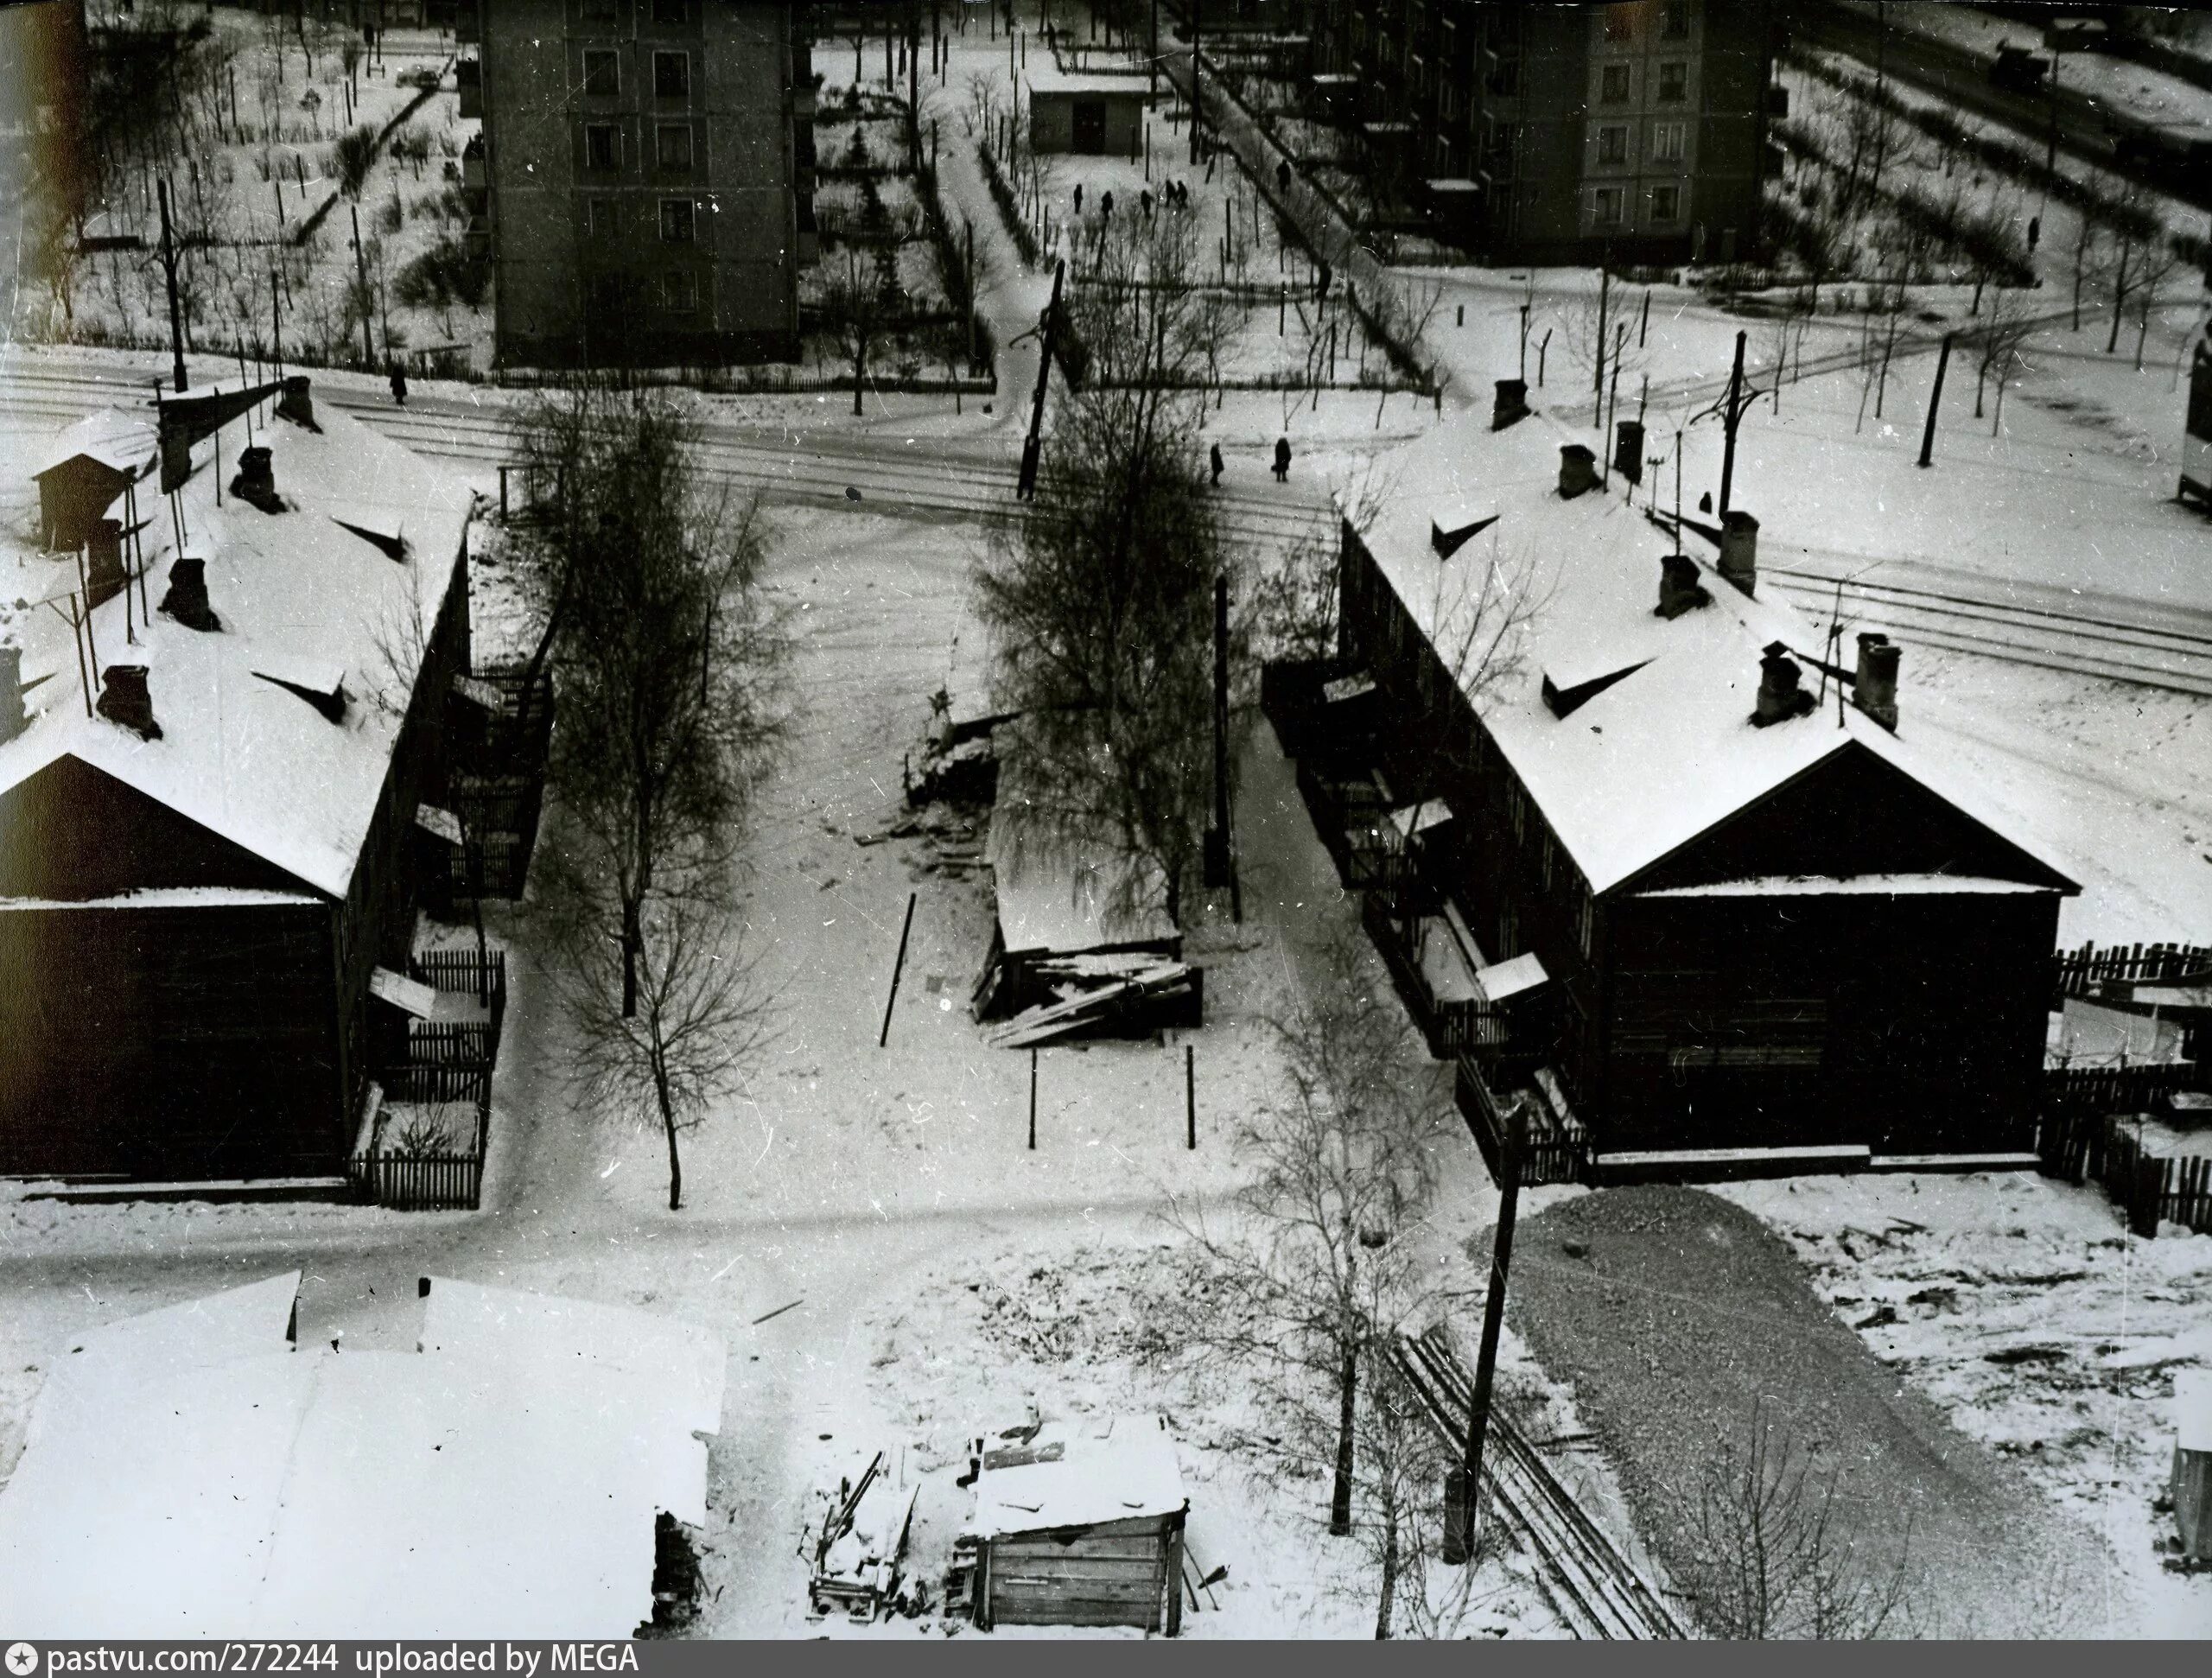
[0,385,473,899]
[30,407,156,481]
[1475,950,1548,1003]
[986,746,1179,955]
[0,1274,724,1639]
[1026,67,1154,99]
[1352,404,2078,898]
[2178,1370,2211,1455]
[964,1414,1187,1540]
[1637,875,2063,898]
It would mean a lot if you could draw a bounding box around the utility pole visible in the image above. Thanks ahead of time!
[350,202,374,369]
[1592,257,1611,428]
[1456,1097,1526,1562]
[1016,258,1065,500]
[270,270,284,380]
[1719,327,1747,516]
[1188,9,1200,166]
[1206,575,1230,890]
[1151,0,1160,97]
[156,180,187,392]
[1917,332,1953,468]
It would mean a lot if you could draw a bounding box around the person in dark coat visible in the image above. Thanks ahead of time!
[2027,214,2041,253]
[1101,190,1114,219]
[1272,436,1291,483]
[1141,188,1154,219]
[1074,182,1084,217]
[1276,159,1292,193]
[1210,441,1224,486]
[389,363,408,406]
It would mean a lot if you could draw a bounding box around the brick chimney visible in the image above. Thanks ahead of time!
[0,645,27,746]
[1558,443,1597,499]
[159,558,220,632]
[1613,418,1645,486]
[1491,378,1529,430]
[86,519,128,610]
[275,374,319,431]
[1718,510,1759,596]
[1751,642,1815,728]
[96,664,162,740]
[1853,632,1900,731]
[1655,553,1709,620]
[231,446,284,514]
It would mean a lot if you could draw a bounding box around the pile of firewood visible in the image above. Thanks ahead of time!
[981,954,1200,1048]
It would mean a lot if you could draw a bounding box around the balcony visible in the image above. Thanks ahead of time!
[1456,1053,1589,1186]
[456,56,481,120]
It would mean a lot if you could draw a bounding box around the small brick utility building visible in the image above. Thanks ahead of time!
[0,379,474,1182]
[1269,398,2076,1182]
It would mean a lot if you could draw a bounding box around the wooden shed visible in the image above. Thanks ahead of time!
[1026,69,1150,157]
[960,1415,1189,1635]
[32,409,153,552]
[2176,1370,2211,1561]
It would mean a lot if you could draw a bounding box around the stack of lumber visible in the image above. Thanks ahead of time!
[982,956,1198,1048]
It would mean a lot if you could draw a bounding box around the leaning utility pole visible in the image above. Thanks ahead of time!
[350,203,375,370]
[1917,332,1954,468]
[1205,574,1231,893]
[1015,258,1066,501]
[156,180,187,392]
[1188,9,1200,165]
[1718,327,1748,516]
[1457,1096,1527,1562]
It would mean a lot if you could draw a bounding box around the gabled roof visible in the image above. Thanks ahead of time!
[1352,403,2079,899]
[0,387,473,899]
[31,407,156,482]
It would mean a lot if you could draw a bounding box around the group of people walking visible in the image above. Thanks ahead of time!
[1209,437,1294,486]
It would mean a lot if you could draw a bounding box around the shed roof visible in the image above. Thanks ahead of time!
[1025,67,1155,99]
[0,1274,721,1638]
[963,1414,1187,1540]
[986,742,1179,956]
[31,407,156,482]
[1352,404,2078,898]
[0,385,474,899]
[2180,1370,2212,1456]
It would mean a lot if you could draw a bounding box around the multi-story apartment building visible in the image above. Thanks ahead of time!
[474,0,812,368]
[1307,0,1781,264]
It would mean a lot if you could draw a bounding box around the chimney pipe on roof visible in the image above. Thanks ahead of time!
[1853,632,1900,731]
[0,645,28,746]
[159,558,220,632]
[1751,642,1815,728]
[275,375,318,431]
[96,664,162,740]
[231,446,284,514]
[1614,418,1645,486]
[1656,552,1709,620]
[1718,510,1760,596]
[86,519,127,610]
[1557,443,1597,499]
[1492,378,1529,430]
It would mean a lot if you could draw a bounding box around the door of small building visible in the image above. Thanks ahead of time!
[1073,99,1108,155]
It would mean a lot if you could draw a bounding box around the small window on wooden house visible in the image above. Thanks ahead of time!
[1510,779,1527,841]
[1576,888,1594,957]
[653,49,690,99]
[1540,829,1555,887]
[582,48,620,96]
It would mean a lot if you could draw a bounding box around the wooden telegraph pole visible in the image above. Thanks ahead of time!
[1456,1097,1528,1561]
[1016,259,1065,500]
[156,180,187,391]
[1718,328,1748,517]
[1917,332,1954,468]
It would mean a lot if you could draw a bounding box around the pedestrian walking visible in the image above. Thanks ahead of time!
[1210,441,1224,486]
[1141,188,1154,219]
[1074,182,1084,217]
[1101,190,1114,219]
[389,362,408,406]
[1316,260,1331,302]
[1272,436,1291,483]
[2027,214,2041,253]
[1275,159,1292,194]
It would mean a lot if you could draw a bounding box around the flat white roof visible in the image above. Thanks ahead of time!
[0,1275,724,1638]
[964,1414,1187,1540]
[1026,67,1155,99]
[2178,1370,2212,1455]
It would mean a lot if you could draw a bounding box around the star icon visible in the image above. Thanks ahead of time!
[6,1643,39,1677]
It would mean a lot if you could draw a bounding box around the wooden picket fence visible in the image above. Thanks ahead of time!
[348,1103,489,1213]
[2053,940,2212,1002]
[2037,1105,2212,1238]
[349,949,507,1212]
[2043,1059,2202,1115]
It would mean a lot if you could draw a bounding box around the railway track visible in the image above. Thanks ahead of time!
[1390,1326,1688,1641]
[0,363,1335,551]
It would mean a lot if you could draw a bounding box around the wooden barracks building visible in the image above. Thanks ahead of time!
[1268,397,2077,1183]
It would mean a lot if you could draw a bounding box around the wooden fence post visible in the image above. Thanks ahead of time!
[1028,1049,1038,1150]
[1185,1044,1196,1149]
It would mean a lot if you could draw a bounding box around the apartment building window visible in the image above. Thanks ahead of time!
[1440,79,1459,121]
[581,0,617,22]
[652,0,689,21]
[584,123,620,171]
[1594,186,1625,226]
[663,269,698,311]
[1598,124,1630,165]
[1662,0,1690,40]
[582,48,620,96]
[659,196,696,242]
[1604,3,1635,44]
[587,196,620,238]
[653,50,690,99]
[1651,183,1681,221]
[1652,120,1686,162]
[1600,62,1630,103]
[1658,61,1688,102]
[1489,55,1519,97]
[657,123,694,170]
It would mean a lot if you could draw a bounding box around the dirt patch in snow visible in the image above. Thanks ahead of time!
[1501,1185,2121,1637]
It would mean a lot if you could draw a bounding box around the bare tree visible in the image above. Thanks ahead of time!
[565,888,774,1211]
[1661,1398,1913,1639]
[819,245,890,416]
[975,211,1246,927]
[2130,240,2183,372]
[1146,925,1447,1560]
[1972,285,2035,424]
[529,391,791,1016]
